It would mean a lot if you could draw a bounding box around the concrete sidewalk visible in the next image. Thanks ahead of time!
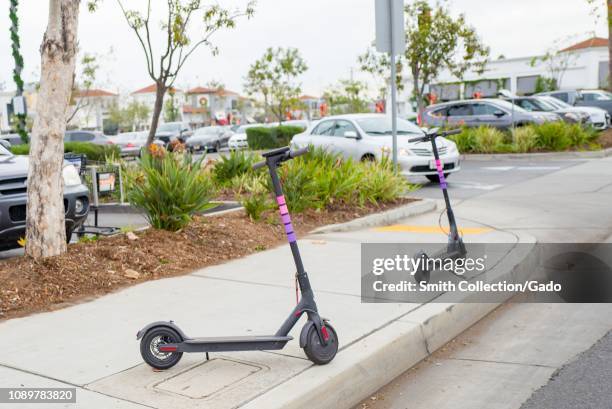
[0,200,529,409]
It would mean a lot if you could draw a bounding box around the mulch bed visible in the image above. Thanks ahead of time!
[0,198,415,321]
[597,128,612,149]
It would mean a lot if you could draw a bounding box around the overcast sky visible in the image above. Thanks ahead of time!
[0,0,607,97]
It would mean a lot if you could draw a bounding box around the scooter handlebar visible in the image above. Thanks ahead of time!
[408,129,462,143]
[252,160,267,170]
[252,147,310,170]
[289,147,309,159]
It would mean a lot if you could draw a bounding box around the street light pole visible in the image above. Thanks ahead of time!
[388,0,398,169]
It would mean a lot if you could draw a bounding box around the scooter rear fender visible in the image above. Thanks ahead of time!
[136,321,190,341]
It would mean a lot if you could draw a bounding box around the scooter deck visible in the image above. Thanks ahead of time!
[164,335,293,353]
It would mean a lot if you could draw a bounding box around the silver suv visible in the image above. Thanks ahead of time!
[422,99,560,129]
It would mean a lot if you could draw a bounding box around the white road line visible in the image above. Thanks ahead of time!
[481,166,515,171]
[451,182,504,190]
[515,166,562,171]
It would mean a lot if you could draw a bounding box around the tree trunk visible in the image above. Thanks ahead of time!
[147,81,166,146]
[608,0,612,90]
[26,0,80,259]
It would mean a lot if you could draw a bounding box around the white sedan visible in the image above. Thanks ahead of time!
[228,124,262,150]
[290,113,461,182]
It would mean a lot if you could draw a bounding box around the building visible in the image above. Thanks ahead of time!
[183,86,253,126]
[298,95,325,120]
[67,88,119,130]
[393,36,610,115]
[131,83,185,124]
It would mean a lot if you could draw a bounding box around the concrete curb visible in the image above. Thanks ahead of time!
[462,147,612,161]
[95,201,241,215]
[241,232,539,409]
[310,199,437,234]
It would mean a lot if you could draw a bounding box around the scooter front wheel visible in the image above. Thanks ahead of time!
[414,251,431,285]
[303,322,338,365]
[140,326,183,370]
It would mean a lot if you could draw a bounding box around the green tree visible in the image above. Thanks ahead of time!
[164,90,180,122]
[323,79,371,115]
[108,100,151,132]
[244,47,308,123]
[91,0,255,145]
[9,0,27,143]
[359,0,489,114]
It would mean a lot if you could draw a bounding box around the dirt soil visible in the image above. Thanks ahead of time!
[597,128,612,149]
[0,198,415,321]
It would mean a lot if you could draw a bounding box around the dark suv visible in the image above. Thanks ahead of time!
[0,146,90,251]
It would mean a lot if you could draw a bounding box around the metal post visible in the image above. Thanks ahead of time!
[388,0,398,170]
[117,164,125,204]
[90,166,99,227]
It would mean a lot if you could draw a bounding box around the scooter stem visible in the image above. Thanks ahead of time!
[430,137,460,241]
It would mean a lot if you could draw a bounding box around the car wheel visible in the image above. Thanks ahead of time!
[214,141,221,152]
[361,154,376,162]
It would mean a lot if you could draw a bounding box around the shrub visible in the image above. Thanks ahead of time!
[236,174,271,221]
[213,150,258,186]
[566,123,590,147]
[512,126,538,153]
[246,127,278,149]
[10,142,120,162]
[269,147,412,213]
[127,148,215,231]
[533,122,572,151]
[246,125,306,149]
[472,126,504,153]
[448,128,476,153]
[276,125,305,146]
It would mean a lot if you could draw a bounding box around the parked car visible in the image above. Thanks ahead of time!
[111,131,149,157]
[155,122,193,145]
[290,113,461,182]
[422,99,560,129]
[0,133,26,146]
[536,89,612,116]
[228,124,262,150]
[538,95,610,130]
[0,145,89,250]
[65,130,114,145]
[509,97,590,124]
[186,126,233,153]
[280,120,310,130]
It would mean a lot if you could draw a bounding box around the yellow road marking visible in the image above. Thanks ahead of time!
[373,225,493,235]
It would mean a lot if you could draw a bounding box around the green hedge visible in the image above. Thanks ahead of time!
[246,125,306,149]
[10,142,120,162]
[448,122,601,154]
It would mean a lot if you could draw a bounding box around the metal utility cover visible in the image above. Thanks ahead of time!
[154,358,261,399]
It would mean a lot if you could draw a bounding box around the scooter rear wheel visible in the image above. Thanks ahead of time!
[303,323,338,365]
[140,327,183,370]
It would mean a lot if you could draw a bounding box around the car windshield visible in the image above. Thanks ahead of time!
[492,99,528,113]
[356,117,421,136]
[586,91,612,100]
[115,132,145,142]
[195,127,218,135]
[157,123,181,132]
[541,96,570,109]
[236,125,257,133]
[0,144,12,156]
[521,99,556,112]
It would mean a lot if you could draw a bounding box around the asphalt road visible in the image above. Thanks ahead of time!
[520,329,612,409]
[409,157,585,200]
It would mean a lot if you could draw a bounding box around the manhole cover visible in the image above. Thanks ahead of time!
[154,358,262,399]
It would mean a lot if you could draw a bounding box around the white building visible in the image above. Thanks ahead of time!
[67,88,118,130]
[131,83,185,124]
[394,37,610,116]
[183,86,254,126]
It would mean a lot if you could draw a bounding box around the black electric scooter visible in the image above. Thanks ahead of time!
[409,128,467,284]
[136,146,338,369]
